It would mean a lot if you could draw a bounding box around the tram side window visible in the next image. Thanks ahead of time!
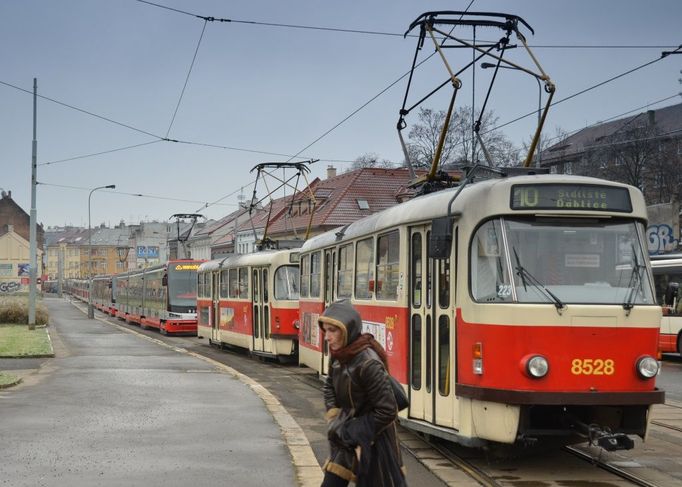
[229,269,239,298]
[376,230,400,301]
[238,268,249,298]
[337,244,354,299]
[300,255,310,298]
[275,265,300,300]
[355,237,374,300]
[310,251,321,298]
[470,220,512,303]
[197,274,205,298]
[219,270,229,298]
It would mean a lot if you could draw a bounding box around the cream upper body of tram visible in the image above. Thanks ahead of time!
[298,173,663,447]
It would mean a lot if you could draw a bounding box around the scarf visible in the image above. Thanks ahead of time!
[331,333,388,370]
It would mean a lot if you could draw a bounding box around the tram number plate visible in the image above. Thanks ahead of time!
[571,359,614,375]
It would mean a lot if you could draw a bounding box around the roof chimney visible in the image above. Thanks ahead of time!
[647,109,655,126]
[327,165,337,179]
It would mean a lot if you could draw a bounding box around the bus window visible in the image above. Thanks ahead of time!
[355,237,374,300]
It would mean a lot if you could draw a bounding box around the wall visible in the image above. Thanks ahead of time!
[647,201,681,255]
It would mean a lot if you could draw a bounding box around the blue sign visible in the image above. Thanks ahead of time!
[136,246,160,258]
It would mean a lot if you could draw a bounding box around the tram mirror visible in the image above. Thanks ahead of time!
[162,274,168,287]
[429,217,452,260]
[664,282,679,307]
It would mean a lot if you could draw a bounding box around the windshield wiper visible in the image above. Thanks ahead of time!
[513,248,566,312]
[623,245,645,313]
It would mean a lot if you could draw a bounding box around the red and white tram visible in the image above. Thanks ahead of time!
[298,170,664,449]
[197,249,300,361]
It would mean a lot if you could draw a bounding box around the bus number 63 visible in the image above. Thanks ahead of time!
[571,358,614,375]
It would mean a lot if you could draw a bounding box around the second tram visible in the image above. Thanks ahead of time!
[197,249,300,361]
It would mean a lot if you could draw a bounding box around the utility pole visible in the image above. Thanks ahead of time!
[28,78,38,330]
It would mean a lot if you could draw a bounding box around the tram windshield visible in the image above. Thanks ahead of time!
[274,265,300,300]
[167,267,198,307]
[470,217,655,305]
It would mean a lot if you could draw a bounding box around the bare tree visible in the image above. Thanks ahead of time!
[351,153,394,170]
[524,126,569,168]
[404,106,519,169]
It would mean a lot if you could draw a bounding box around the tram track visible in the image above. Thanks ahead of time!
[563,445,661,487]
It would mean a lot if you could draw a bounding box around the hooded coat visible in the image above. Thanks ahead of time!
[319,300,406,487]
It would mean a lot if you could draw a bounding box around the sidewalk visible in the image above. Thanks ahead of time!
[0,297,319,487]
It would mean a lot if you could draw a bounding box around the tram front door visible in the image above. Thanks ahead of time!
[252,267,273,354]
[408,225,457,429]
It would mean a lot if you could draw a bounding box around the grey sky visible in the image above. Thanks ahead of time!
[2,0,680,228]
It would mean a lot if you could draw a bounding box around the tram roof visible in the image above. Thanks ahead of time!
[197,248,297,272]
[301,174,640,251]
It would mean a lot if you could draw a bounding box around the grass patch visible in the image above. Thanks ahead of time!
[0,324,53,357]
[0,372,19,387]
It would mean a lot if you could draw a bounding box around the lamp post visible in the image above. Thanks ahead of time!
[88,184,115,319]
[481,62,542,166]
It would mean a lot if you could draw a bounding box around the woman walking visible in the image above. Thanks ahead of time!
[319,300,407,487]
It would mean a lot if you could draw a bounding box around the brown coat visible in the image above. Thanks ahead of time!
[322,348,405,485]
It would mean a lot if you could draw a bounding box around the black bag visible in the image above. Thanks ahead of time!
[389,375,409,411]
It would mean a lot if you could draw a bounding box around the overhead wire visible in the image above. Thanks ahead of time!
[2,4,677,173]
[538,93,682,149]
[165,18,209,138]
[136,1,678,49]
[0,79,163,140]
[37,181,235,207]
[39,140,162,166]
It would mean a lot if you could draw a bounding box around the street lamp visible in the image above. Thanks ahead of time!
[88,184,115,319]
[481,62,542,166]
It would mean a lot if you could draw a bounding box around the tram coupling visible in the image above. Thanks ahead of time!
[573,419,635,451]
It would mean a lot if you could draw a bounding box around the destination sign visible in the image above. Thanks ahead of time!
[510,184,632,212]
[174,264,200,271]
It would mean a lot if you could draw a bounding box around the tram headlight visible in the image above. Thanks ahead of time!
[522,355,549,379]
[636,355,659,379]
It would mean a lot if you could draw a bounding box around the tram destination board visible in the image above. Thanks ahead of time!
[510,184,633,212]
